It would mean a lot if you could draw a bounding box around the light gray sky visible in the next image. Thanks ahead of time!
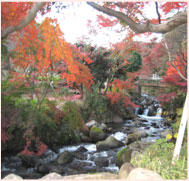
[37,2,162,48]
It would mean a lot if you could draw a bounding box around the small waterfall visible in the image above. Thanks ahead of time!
[156,107,162,117]
[143,108,149,116]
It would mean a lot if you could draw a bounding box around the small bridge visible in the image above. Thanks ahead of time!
[136,74,168,95]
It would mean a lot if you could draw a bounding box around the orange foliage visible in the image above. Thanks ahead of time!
[12,17,94,89]
[1,2,33,29]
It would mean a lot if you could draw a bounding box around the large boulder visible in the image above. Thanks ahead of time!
[96,136,124,151]
[89,126,107,142]
[56,151,73,165]
[118,162,135,179]
[127,168,163,180]
[62,173,118,179]
[125,133,141,145]
[129,141,152,153]
[3,174,23,180]
[41,172,63,179]
[116,147,132,168]
[94,157,109,167]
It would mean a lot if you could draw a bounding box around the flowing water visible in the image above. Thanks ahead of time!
[1,105,170,179]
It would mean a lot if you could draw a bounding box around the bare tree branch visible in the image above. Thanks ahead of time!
[163,38,187,81]
[171,62,187,81]
[87,2,187,34]
[1,2,46,39]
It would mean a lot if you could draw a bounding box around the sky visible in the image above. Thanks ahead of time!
[37,2,163,48]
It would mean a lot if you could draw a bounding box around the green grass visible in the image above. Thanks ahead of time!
[131,138,187,179]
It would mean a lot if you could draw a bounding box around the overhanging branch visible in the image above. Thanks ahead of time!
[1,2,46,39]
[87,2,187,34]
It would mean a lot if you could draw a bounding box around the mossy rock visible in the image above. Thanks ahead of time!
[90,126,103,133]
[116,147,132,168]
[125,133,141,145]
[89,126,106,142]
[96,136,124,151]
[57,151,73,165]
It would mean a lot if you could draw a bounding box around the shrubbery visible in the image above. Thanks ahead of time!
[82,85,112,123]
[2,80,84,155]
[131,138,187,179]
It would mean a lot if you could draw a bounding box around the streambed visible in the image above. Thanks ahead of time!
[1,112,171,179]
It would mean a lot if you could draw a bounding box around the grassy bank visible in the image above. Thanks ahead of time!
[131,138,187,179]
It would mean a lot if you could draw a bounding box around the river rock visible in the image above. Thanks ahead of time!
[148,105,156,116]
[112,114,123,123]
[94,157,109,167]
[118,162,135,179]
[125,133,141,145]
[98,123,107,131]
[41,172,63,179]
[76,146,88,152]
[116,147,132,167]
[127,168,163,180]
[129,141,152,153]
[49,164,66,174]
[62,173,118,179]
[3,174,23,180]
[37,163,51,174]
[133,129,148,138]
[80,133,92,142]
[160,129,172,138]
[56,151,73,165]
[19,155,41,168]
[86,120,97,128]
[69,160,94,170]
[89,126,107,142]
[96,136,124,151]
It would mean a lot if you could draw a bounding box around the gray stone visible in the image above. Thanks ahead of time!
[19,155,40,168]
[160,129,172,138]
[96,136,124,151]
[41,172,63,179]
[127,168,163,180]
[118,162,135,179]
[89,126,107,142]
[80,134,92,142]
[116,147,132,167]
[76,146,88,152]
[94,157,109,167]
[135,129,148,138]
[37,163,50,174]
[125,133,141,145]
[86,120,97,128]
[56,151,73,165]
[98,123,107,130]
[129,141,152,152]
[3,174,23,180]
[62,173,118,179]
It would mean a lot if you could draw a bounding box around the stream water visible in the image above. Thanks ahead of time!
[1,106,170,179]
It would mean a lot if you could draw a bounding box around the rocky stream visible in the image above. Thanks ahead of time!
[1,94,172,179]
